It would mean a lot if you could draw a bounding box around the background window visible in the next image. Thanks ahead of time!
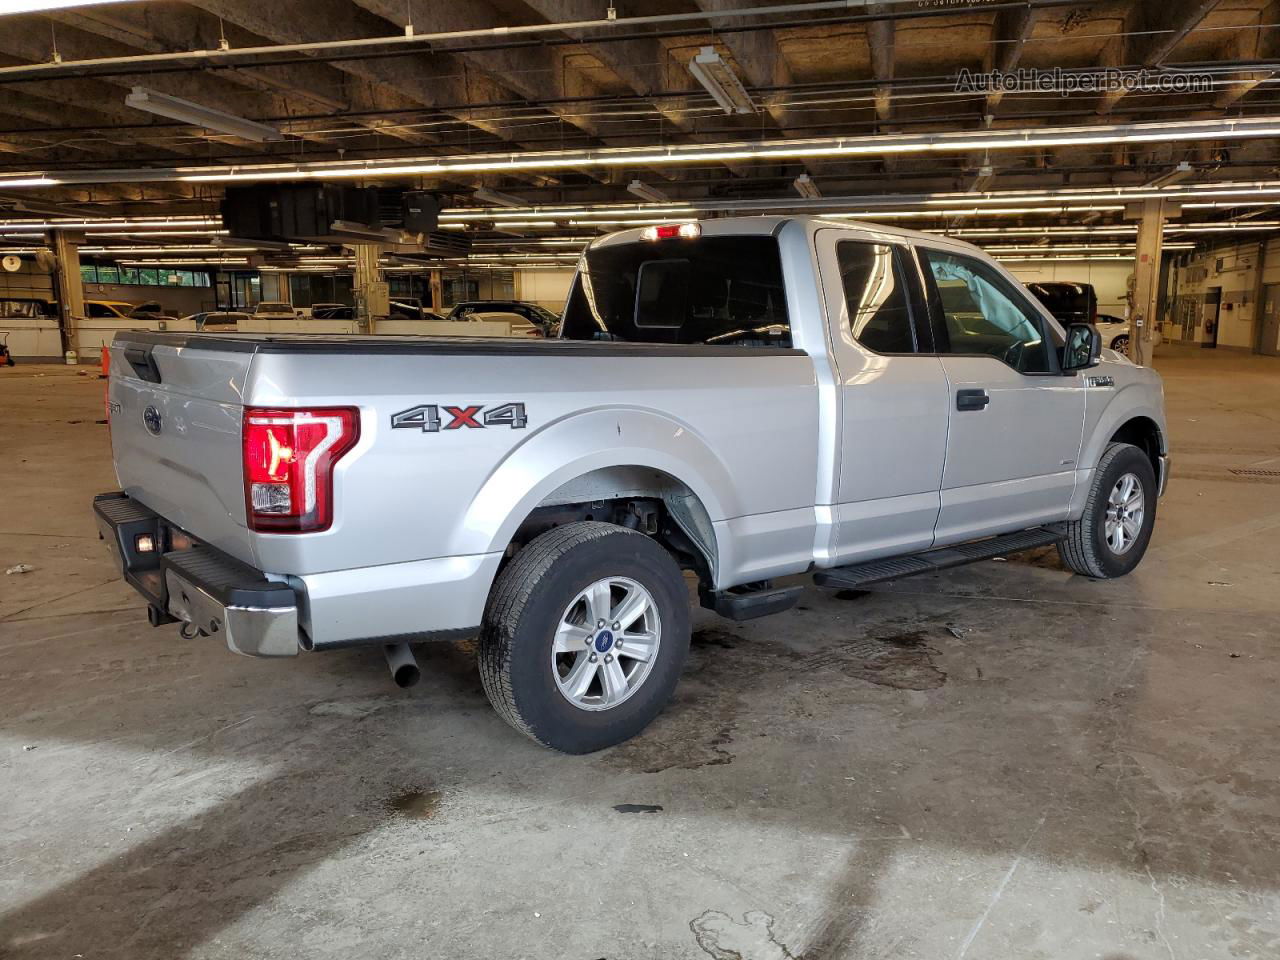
[921,250,1051,373]
[837,241,915,353]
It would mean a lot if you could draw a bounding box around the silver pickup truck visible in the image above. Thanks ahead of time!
[95,216,1168,753]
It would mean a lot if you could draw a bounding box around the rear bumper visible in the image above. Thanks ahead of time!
[93,492,300,657]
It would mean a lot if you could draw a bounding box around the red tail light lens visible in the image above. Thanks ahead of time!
[243,407,359,533]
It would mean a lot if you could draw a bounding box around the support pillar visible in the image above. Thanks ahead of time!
[351,243,387,334]
[51,230,85,358]
[1125,199,1174,366]
[429,269,443,314]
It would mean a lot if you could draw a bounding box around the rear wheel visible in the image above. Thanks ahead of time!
[1110,334,1130,353]
[1058,442,1156,578]
[478,521,690,754]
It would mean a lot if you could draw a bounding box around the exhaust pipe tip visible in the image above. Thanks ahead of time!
[384,642,421,688]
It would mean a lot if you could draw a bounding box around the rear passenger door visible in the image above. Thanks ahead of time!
[815,230,951,564]
[915,246,1086,543]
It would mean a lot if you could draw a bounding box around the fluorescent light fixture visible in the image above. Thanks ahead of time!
[126,87,284,142]
[793,174,821,200]
[688,46,757,115]
[627,180,671,203]
[1146,161,1194,188]
[473,187,526,208]
[6,117,1280,188]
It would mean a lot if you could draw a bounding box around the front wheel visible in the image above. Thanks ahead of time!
[1058,442,1157,578]
[478,521,690,754]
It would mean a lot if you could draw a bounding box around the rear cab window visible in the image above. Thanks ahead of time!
[560,234,791,348]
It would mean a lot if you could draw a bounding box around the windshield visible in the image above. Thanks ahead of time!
[256,302,291,313]
[560,235,790,347]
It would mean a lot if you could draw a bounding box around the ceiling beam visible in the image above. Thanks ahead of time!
[1097,0,1221,116]
[984,6,1038,116]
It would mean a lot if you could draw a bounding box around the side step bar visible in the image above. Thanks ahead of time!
[813,524,1066,591]
[700,582,804,621]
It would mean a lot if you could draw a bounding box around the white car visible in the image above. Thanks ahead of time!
[253,301,297,319]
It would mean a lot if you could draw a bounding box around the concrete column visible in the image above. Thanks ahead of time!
[51,230,85,357]
[1126,199,1173,366]
[429,269,443,314]
[351,243,387,333]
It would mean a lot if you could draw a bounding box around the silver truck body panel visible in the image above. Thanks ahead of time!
[105,215,1168,651]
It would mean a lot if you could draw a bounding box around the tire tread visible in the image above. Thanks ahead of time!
[477,521,644,748]
[1058,441,1139,578]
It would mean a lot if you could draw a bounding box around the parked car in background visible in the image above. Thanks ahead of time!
[311,305,354,320]
[388,298,445,322]
[184,311,250,329]
[84,299,136,320]
[0,297,55,319]
[447,300,560,336]
[95,216,1169,754]
[253,301,297,319]
[129,300,177,322]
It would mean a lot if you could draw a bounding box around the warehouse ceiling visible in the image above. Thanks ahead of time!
[0,0,1278,264]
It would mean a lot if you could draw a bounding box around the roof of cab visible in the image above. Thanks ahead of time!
[591,214,984,256]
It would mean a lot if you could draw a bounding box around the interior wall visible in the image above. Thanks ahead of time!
[1170,239,1277,348]
[82,282,214,317]
[514,269,574,309]
[0,259,56,302]
[1005,260,1132,316]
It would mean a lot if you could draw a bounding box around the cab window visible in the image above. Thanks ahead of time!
[918,249,1052,374]
[836,241,916,354]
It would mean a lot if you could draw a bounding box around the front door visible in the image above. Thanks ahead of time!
[815,230,951,565]
[914,246,1087,545]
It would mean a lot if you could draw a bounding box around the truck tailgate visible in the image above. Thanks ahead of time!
[108,336,256,565]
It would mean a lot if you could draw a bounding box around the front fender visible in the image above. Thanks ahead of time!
[1082,380,1167,471]
[452,405,737,558]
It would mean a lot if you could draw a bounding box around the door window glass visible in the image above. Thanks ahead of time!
[921,249,1051,373]
[836,241,915,353]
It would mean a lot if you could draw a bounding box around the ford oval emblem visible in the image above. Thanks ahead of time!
[142,405,162,436]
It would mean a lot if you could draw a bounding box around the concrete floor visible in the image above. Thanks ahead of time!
[2,344,1279,960]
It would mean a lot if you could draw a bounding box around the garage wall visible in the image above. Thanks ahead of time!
[1006,260,1132,316]
[514,268,574,310]
[82,282,213,317]
[1170,240,1271,348]
[0,258,56,301]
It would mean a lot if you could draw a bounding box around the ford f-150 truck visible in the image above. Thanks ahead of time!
[95,216,1168,754]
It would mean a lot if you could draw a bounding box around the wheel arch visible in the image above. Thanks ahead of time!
[1107,414,1164,479]
[459,407,733,581]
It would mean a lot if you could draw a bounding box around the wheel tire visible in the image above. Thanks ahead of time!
[1058,442,1157,579]
[1110,335,1129,353]
[478,521,690,754]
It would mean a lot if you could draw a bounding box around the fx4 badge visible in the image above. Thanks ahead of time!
[1086,375,1115,388]
[391,402,528,432]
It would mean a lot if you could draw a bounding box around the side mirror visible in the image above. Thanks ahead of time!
[1062,321,1101,372]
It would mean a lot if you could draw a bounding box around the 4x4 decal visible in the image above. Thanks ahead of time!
[391,402,528,432]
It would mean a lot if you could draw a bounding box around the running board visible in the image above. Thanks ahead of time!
[813,524,1066,591]
[700,583,805,621]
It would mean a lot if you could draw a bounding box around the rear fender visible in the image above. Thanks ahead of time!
[456,406,734,560]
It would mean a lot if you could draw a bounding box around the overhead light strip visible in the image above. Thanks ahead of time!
[3,117,1280,188]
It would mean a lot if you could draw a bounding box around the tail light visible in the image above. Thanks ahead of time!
[243,407,359,533]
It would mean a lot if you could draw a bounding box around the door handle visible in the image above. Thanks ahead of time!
[956,389,989,411]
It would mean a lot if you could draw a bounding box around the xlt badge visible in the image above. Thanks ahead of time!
[391,402,528,433]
